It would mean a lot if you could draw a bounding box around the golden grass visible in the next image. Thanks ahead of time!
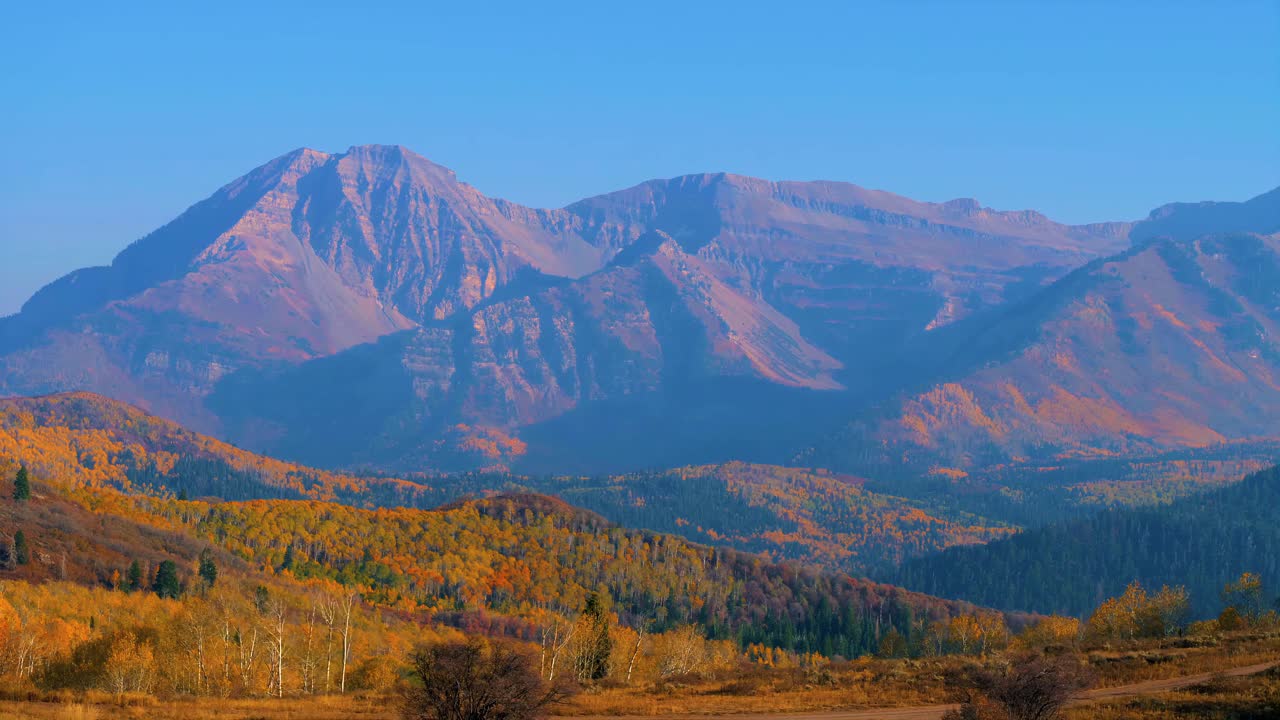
[1087,631,1280,688]
[557,658,956,716]
[0,634,1274,719]
[1067,665,1280,719]
[0,694,392,720]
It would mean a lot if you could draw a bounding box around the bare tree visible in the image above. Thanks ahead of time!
[538,616,577,683]
[237,625,260,692]
[211,591,239,697]
[262,597,289,697]
[339,591,357,693]
[317,593,338,691]
[625,627,646,684]
[298,601,319,694]
[176,603,214,694]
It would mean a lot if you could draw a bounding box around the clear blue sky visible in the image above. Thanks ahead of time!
[2,1,1277,316]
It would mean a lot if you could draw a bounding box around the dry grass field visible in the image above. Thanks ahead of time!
[1066,664,1280,719]
[1,633,1274,720]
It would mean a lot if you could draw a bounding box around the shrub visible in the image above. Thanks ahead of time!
[945,653,1094,720]
[401,638,572,720]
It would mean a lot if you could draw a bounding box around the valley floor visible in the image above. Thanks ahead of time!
[2,638,1275,720]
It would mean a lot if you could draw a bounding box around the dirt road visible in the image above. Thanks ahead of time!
[574,659,1279,720]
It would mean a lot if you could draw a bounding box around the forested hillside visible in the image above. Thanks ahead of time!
[150,492,981,658]
[886,466,1280,618]
[12,392,1273,587]
[0,450,1011,670]
[0,392,435,505]
[0,394,1018,575]
[440,463,1012,572]
[846,446,1276,528]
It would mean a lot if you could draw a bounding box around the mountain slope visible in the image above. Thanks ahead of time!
[885,466,1280,618]
[569,173,1129,369]
[208,232,851,469]
[0,146,1129,470]
[0,146,603,432]
[807,223,1280,473]
[201,167,1131,472]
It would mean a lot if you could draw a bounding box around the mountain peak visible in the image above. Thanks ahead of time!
[341,143,418,161]
[941,197,983,214]
[334,143,460,188]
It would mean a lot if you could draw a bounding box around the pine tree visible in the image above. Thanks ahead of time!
[13,466,31,501]
[152,559,181,599]
[198,548,218,588]
[126,559,144,592]
[281,543,296,571]
[14,530,30,565]
[581,591,613,681]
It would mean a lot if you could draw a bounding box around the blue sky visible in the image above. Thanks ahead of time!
[1,0,1277,315]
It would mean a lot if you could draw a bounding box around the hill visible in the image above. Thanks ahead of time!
[442,463,1013,573]
[0,448,1010,667]
[0,391,434,505]
[884,466,1280,618]
[0,392,1020,577]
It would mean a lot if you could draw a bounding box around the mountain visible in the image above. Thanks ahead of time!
[0,145,1131,471]
[0,146,603,431]
[813,228,1280,472]
[884,466,1280,618]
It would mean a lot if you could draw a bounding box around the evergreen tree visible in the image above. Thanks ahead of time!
[581,591,614,681]
[254,584,271,613]
[152,559,181,599]
[126,559,144,592]
[13,530,29,565]
[281,543,296,571]
[13,465,31,501]
[198,548,218,588]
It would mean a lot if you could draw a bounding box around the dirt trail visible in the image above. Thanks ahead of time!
[572,659,1279,720]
